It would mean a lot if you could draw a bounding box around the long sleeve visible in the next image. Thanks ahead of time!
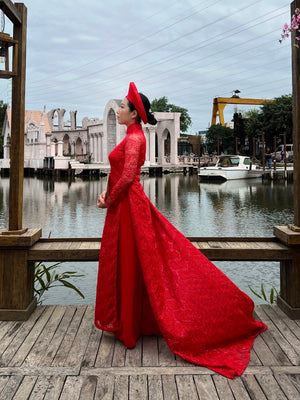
[105,133,143,208]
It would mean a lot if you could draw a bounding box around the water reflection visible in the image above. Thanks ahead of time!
[0,175,294,305]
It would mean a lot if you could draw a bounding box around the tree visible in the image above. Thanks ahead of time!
[243,95,292,147]
[260,95,292,145]
[151,96,192,133]
[244,109,263,139]
[205,123,235,154]
[0,100,8,158]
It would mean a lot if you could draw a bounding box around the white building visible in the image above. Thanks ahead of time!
[1,100,180,169]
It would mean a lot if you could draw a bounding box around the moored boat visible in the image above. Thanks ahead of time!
[198,155,262,181]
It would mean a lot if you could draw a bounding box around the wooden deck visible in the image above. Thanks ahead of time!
[0,305,299,399]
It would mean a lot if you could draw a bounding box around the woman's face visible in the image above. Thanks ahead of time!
[117,98,137,126]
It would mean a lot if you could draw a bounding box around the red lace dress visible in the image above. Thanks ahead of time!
[94,123,267,379]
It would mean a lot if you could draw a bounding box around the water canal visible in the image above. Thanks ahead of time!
[0,175,294,305]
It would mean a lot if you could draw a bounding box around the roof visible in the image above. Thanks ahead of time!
[6,107,51,133]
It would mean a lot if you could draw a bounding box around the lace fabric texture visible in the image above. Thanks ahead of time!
[94,123,267,379]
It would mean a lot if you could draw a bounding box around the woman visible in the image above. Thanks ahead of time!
[95,82,267,379]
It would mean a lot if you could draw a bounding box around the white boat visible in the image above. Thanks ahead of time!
[198,155,262,181]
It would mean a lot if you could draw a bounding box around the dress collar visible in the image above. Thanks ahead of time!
[126,123,143,134]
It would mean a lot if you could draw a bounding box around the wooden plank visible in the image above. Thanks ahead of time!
[82,326,102,367]
[176,354,193,367]
[39,305,77,366]
[112,339,126,367]
[125,338,142,367]
[175,375,198,400]
[94,374,114,400]
[12,376,37,400]
[129,375,148,400]
[94,331,116,368]
[255,374,288,400]
[79,241,100,250]
[79,376,97,399]
[114,375,129,400]
[0,321,22,357]
[142,336,159,367]
[213,375,235,399]
[274,374,300,400]
[241,375,268,400]
[148,375,163,400]
[9,306,55,367]
[263,305,300,351]
[23,305,66,366]
[162,375,179,400]
[255,307,299,365]
[26,376,52,400]
[228,377,252,400]
[158,336,176,366]
[249,346,263,366]
[194,375,219,400]
[252,334,281,366]
[65,305,94,367]
[0,376,10,394]
[43,376,65,400]
[269,306,300,340]
[0,375,23,400]
[0,306,46,366]
[288,374,300,393]
[51,305,87,367]
[59,376,83,400]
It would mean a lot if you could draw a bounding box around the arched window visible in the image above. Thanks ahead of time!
[107,109,116,155]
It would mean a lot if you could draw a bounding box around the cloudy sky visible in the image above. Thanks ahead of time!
[0,0,293,132]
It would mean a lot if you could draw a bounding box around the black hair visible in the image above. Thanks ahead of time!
[127,93,157,125]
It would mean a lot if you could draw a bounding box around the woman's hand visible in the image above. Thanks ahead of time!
[97,190,107,208]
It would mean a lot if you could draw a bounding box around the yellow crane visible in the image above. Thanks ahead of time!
[211,97,274,126]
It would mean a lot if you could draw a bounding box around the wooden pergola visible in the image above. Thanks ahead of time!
[0,0,299,320]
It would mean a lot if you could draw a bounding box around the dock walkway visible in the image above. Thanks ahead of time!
[0,304,299,399]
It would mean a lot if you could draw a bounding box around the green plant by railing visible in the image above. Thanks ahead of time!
[34,261,85,305]
[248,283,279,305]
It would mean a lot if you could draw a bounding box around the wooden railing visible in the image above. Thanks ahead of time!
[27,236,292,262]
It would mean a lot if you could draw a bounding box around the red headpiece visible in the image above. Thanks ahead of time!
[126,82,148,124]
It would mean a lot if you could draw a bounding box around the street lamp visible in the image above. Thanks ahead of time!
[0,11,18,79]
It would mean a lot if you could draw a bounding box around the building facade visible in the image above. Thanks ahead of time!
[1,100,180,169]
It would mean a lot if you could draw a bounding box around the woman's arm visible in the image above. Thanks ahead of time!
[105,133,143,208]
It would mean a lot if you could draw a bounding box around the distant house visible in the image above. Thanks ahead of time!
[2,107,52,169]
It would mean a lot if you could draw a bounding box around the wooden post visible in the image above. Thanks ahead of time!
[275,0,300,319]
[9,2,26,232]
[262,132,265,170]
[0,2,41,320]
[291,1,300,228]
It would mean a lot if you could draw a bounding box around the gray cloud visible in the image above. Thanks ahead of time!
[0,0,292,131]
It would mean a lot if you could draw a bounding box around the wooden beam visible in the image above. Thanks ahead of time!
[8,2,26,231]
[0,0,22,25]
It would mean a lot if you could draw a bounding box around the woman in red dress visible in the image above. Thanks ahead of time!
[95,82,267,379]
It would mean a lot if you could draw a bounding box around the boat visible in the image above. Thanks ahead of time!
[198,155,262,181]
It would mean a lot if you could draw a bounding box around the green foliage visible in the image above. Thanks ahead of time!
[244,109,263,138]
[151,96,192,133]
[260,95,292,144]
[205,123,235,154]
[248,283,279,305]
[243,95,292,145]
[34,261,85,305]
